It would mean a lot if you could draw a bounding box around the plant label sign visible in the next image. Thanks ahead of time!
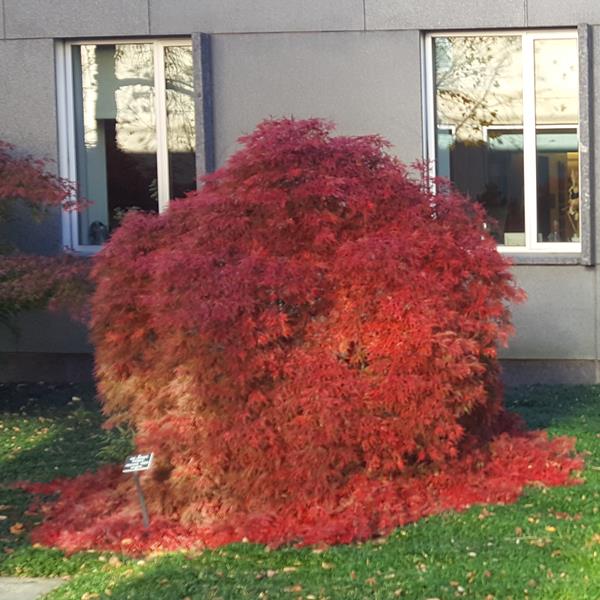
[123,453,153,473]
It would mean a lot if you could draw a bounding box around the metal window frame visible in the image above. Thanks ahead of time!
[423,28,585,259]
[55,38,193,253]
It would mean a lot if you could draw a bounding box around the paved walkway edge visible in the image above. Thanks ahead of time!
[0,577,65,599]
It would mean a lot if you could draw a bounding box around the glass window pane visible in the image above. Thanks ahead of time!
[534,39,579,243]
[73,43,158,245]
[434,36,525,246]
[165,46,196,199]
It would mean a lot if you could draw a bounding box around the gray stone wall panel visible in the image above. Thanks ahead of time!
[528,1,600,27]
[0,353,94,382]
[0,38,57,157]
[501,359,599,385]
[365,0,525,30]
[149,0,364,35]
[212,31,422,167]
[502,266,596,360]
[4,0,149,39]
[0,311,91,354]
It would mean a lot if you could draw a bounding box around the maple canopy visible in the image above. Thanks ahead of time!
[28,118,581,552]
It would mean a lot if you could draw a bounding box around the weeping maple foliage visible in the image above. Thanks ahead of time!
[24,118,583,552]
[0,140,79,219]
[0,140,90,321]
[0,253,90,320]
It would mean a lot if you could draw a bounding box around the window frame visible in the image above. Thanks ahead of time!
[423,29,582,257]
[55,38,195,254]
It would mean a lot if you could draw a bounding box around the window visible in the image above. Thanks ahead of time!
[57,40,196,250]
[426,31,580,253]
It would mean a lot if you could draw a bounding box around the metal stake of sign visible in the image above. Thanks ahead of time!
[133,473,150,529]
[123,453,154,529]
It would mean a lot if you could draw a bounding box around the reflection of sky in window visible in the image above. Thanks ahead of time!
[435,38,452,74]
[81,45,98,148]
[535,39,578,125]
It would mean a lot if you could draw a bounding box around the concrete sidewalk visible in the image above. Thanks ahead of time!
[0,577,64,599]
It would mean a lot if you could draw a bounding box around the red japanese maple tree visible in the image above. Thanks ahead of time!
[25,119,582,552]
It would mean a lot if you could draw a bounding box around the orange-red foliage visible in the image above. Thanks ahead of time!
[0,140,78,213]
[22,432,581,554]
[23,119,583,552]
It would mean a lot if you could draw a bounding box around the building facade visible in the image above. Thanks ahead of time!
[1,1,599,383]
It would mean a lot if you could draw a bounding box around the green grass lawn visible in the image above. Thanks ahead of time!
[0,382,599,599]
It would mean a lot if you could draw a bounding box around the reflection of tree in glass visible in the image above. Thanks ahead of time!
[165,46,195,153]
[435,36,522,140]
[113,44,195,153]
[78,43,196,233]
[113,44,157,154]
[534,39,578,125]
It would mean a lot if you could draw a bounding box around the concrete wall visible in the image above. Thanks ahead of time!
[504,266,597,360]
[365,0,526,30]
[0,311,90,354]
[0,38,56,156]
[3,0,150,38]
[150,0,364,34]
[211,31,421,167]
[6,1,600,38]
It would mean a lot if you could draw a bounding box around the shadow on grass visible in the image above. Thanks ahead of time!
[505,384,600,432]
[0,383,105,482]
[0,382,132,483]
[0,382,97,414]
[0,383,134,573]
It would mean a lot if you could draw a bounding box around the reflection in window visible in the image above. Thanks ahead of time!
[72,42,196,246]
[535,39,579,243]
[433,33,579,249]
[435,36,524,246]
[165,46,196,200]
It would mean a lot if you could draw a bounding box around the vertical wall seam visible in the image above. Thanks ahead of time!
[146,0,151,35]
[594,263,600,381]
[579,24,594,266]
[588,26,600,378]
[201,33,215,173]
[2,0,6,39]
[595,269,599,382]
[51,41,62,252]
[523,0,528,27]
[192,32,215,178]
[588,26,595,265]
[362,0,367,31]
[589,27,596,267]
